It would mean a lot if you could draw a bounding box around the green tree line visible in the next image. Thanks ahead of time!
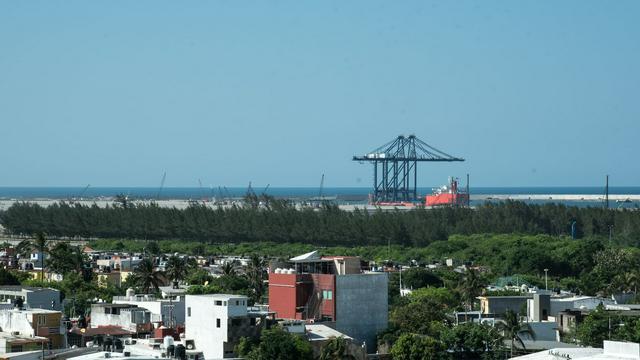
[2,200,640,247]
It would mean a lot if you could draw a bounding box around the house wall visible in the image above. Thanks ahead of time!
[268,273,299,319]
[185,296,229,359]
[0,310,65,349]
[335,273,388,353]
[112,298,185,326]
[311,274,335,321]
[31,312,65,348]
[480,297,529,315]
[25,289,62,311]
[550,297,615,317]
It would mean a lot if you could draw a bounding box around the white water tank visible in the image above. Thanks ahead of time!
[287,268,295,274]
[275,268,282,274]
[126,288,135,298]
[163,336,174,349]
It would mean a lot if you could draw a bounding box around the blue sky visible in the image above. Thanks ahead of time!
[1,1,638,187]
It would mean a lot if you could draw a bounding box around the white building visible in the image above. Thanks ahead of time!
[185,294,268,359]
[113,288,186,327]
[550,296,615,317]
[509,340,640,359]
[90,304,154,334]
[0,308,66,350]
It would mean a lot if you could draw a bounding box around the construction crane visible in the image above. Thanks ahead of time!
[198,179,206,201]
[78,184,91,199]
[318,174,325,199]
[156,172,166,200]
[262,184,270,196]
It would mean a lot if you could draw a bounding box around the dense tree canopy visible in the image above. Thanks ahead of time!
[2,200,639,247]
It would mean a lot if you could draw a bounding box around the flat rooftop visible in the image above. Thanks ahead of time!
[188,294,247,301]
[0,285,59,292]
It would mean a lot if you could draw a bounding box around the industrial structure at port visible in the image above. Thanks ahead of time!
[353,134,464,205]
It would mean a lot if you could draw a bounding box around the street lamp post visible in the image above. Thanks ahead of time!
[544,268,549,291]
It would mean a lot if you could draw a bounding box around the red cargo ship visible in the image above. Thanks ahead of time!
[425,177,469,207]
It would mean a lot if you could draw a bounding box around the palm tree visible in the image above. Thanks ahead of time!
[32,232,48,281]
[319,337,355,360]
[246,254,266,304]
[459,268,484,312]
[221,261,237,277]
[497,310,536,357]
[133,258,165,294]
[615,270,640,297]
[165,255,188,284]
[15,239,33,260]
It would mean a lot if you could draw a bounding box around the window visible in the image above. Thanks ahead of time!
[322,290,332,300]
[215,300,222,306]
[37,315,46,326]
[235,300,239,306]
[187,307,191,317]
[216,318,221,328]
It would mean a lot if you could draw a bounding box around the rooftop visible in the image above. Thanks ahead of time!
[69,326,134,337]
[0,331,48,343]
[510,341,640,360]
[306,324,353,342]
[188,294,247,301]
[0,285,59,293]
[0,308,61,314]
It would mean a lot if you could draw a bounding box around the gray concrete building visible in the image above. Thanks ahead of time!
[0,286,62,311]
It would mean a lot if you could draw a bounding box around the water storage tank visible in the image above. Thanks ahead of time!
[275,268,282,274]
[163,336,174,349]
[175,344,186,360]
[126,288,135,298]
[286,269,295,274]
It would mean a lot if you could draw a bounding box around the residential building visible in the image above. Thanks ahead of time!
[268,250,388,352]
[549,296,615,317]
[557,309,588,335]
[478,295,531,316]
[0,308,66,349]
[185,294,269,359]
[0,332,48,354]
[113,288,186,327]
[90,304,154,335]
[509,340,640,359]
[0,286,62,311]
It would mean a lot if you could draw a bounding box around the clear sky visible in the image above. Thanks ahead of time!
[1,1,639,188]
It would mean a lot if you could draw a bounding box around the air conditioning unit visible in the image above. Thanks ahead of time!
[11,331,20,336]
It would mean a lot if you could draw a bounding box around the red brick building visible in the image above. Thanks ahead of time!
[268,251,388,352]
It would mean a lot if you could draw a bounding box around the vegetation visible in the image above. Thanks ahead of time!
[497,310,536,357]
[2,201,639,247]
[128,258,165,293]
[236,327,313,360]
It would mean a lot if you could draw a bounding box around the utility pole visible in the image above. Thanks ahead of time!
[544,268,549,291]
[609,225,614,245]
[466,173,470,207]
[605,175,609,209]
